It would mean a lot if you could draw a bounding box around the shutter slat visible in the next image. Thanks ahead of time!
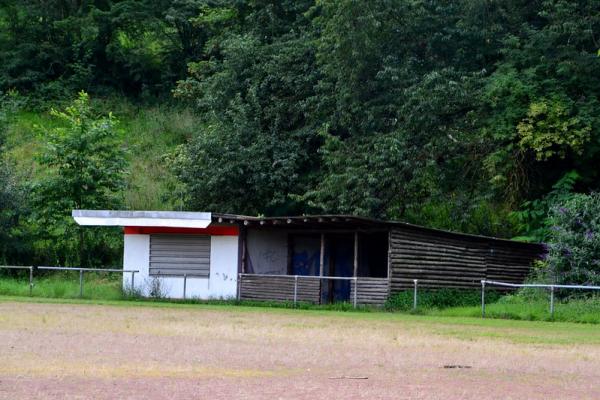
[149,234,210,277]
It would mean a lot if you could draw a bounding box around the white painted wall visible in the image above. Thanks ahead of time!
[122,234,239,300]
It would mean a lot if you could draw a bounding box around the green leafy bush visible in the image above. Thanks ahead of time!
[31,92,127,266]
[517,96,592,161]
[546,193,600,285]
[510,171,580,242]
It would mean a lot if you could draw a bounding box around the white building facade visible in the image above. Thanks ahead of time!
[73,210,239,299]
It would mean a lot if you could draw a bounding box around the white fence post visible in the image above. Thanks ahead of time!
[294,275,298,306]
[79,270,84,298]
[413,279,418,310]
[481,280,486,318]
[353,277,358,308]
[29,267,34,296]
[183,273,187,300]
[131,271,136,293]
[550,285,555,317]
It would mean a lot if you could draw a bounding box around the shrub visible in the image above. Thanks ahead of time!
[385,288,502,311]
[146,276,168,299]
[546,193,600,286]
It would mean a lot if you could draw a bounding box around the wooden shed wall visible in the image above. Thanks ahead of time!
[349,278,390,305]
[239,275,321,303]
[389,228,543,292]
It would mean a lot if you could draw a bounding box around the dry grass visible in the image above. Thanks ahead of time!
[1,300,599,399]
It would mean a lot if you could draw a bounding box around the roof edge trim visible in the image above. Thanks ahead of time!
[72,210,212,228]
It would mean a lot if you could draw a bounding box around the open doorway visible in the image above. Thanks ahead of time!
[289,231,389,304]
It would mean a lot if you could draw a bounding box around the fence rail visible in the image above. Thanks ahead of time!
[0,265,139,298]
[237,273,390,308]
[481,279,600,318]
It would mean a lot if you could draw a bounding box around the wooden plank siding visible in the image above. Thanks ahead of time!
[389,228,544,292]
[239,275,321,303]
[350,278,389,306]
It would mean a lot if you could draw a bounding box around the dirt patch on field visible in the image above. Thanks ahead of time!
[1,302,599,399]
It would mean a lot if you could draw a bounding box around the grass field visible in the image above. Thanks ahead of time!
[0,273,124,300]
[1,275,600,324]
[0,297,599,399]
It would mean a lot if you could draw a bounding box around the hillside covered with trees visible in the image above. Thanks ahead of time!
[1,0,599,284]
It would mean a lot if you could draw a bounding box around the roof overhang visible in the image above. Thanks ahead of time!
[72,210,212,228]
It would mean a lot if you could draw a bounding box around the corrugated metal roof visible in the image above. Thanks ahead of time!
[211,213,543,250]
[71,209,543,251]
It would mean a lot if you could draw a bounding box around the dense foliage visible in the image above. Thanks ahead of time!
[545,193,600,285]
[0,0,599,268]
[30,92,127,266]
[172,0,600,238]
[0,0,214,101]
[0,91,26,263]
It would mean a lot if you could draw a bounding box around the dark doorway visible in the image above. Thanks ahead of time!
[322,234,353,303]
[288,231,388,304]
[358,232,389,278]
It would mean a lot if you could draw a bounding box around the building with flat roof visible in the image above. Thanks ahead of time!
[73,210,544,304]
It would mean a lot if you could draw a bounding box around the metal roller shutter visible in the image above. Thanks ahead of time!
[149,234,211,277]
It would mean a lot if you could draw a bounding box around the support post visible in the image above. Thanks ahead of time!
[481,280,486,318]
[294,275,298,306]
[353,232,358,278]
[319,233,325,305]
[413,279,418,311]
[319,233,325,277]
[79,270,84,298]
[29,267,33,296]
[237,274,241,301]
[550,285,555,318]
[353,277,358,308]
[240,226,247,274]
[131,271,136,293]
[183,273,187,300]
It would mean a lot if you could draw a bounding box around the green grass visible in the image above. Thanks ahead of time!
[2,274,599,325]
[430,295,600,324]
[387,288,600,324]
[0,273,125,300]
[5,96,202,211]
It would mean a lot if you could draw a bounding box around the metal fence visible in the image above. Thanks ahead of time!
[152,272,197,300]
[481,279,600,318]
[0,265,139,298]
[238,273,361,307]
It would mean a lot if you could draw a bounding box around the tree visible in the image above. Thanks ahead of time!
[2,0,600,243]
[174,1,321,215]
[32,92,127,266]
[0,91,27,263]
[303,0,496,228]
[479,0,600,202]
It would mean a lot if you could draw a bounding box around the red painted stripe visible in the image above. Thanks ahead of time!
[123,226,239,236]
